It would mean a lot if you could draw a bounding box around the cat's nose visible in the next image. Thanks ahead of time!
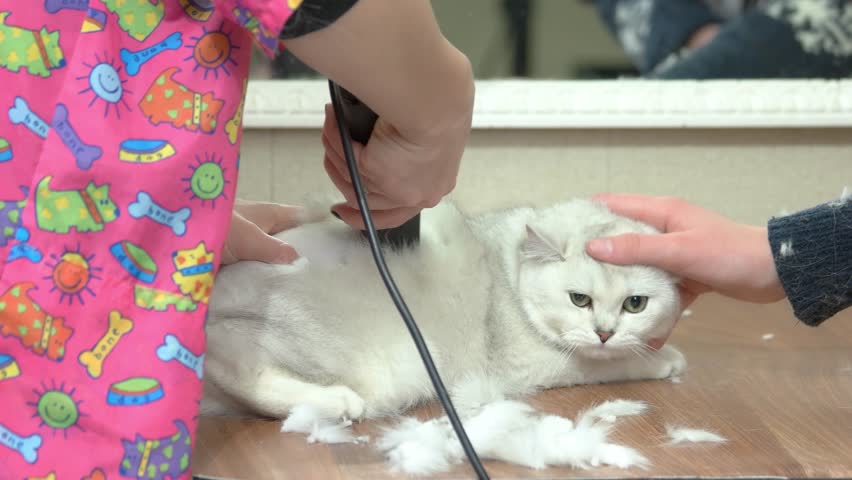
[596,330,614,343]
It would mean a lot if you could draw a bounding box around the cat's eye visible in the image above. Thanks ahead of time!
[622,296,648,313]
[569,292,592,308]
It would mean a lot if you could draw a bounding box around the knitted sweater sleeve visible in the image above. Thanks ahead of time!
[593,0,720,73]
[768,195,852,326]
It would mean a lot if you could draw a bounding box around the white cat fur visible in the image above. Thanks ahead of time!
[201,199,686,420]
[377,398,651,474]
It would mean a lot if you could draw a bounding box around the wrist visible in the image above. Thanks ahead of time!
[753,226,786,302]
[394,43,475,141]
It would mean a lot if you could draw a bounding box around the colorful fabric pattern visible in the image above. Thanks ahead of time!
[0,1,299,477]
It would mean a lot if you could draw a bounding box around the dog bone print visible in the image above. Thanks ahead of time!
[225,77,248,145]
[128,191,191,236]
[78,310,133,378]
[7,227,43,263]
[52,103,103,170]
[156,334,204,379]
[8,97,49,139]
[0,423,41,464]
[120,32,182,76]
[44,0,87,13]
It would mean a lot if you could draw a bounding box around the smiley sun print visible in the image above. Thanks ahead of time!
[78,52,131,118]
[185,23,239,79]
[44,245,102,305]
[28,380,87,438]
[183,153,230,208]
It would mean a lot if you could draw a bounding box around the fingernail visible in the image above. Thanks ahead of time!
[275,249,299,265]
[587,239,612,257]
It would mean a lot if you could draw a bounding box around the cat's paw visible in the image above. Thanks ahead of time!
[313,385,366,420]
[652,345,686,379]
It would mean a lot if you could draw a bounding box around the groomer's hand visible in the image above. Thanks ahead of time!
[222,199,303,265]
[585,194,786,308]
[321,102,470,229]
[285,0,475,229]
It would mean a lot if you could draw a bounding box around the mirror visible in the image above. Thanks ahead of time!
[249,0,852,81]
[243,1,852,130]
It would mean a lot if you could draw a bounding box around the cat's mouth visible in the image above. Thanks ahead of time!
[578,346,626,360]
[573,336,660,362]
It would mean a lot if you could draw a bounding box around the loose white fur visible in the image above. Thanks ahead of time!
[377,399,649,475]
[585,398,648,422]
[779,240,795,258]
[281,394,652,475]
[378,417,456,475]
[281,404,368,444]
[202,199,686,470]
[829,186,850,207]
[665,426,727,445]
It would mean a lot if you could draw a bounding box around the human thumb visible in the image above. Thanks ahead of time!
[223,214,300,265]
[586,233,674,269]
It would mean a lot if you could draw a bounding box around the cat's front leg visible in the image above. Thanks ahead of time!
[204,361,366,420]
[574,345,687,386]
[635,344,687,380]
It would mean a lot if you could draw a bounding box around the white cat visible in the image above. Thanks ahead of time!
[201,199,686,420]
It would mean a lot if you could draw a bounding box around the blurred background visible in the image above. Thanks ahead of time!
[237,0,852,229]
[251,0,852,81]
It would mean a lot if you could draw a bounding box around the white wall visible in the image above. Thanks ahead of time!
[237,128,852,225]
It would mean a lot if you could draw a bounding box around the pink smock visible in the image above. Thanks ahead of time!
[0,1,299,477]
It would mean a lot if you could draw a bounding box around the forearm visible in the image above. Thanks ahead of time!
[768,197,852,326]
[284,0,474,139]
[593,0,719,73]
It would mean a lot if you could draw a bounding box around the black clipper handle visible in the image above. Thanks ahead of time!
[337,87,420,249]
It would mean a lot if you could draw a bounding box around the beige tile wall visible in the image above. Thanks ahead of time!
[237,128,852,225]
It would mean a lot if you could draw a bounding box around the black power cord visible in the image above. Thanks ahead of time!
[328,80,490,480]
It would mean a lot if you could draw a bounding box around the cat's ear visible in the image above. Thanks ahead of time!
[521,224,565,263]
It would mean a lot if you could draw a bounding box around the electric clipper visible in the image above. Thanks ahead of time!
[335,87,421,249]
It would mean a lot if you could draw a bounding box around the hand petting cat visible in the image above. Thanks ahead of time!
[586,194,786,309]
[222,199,306,266]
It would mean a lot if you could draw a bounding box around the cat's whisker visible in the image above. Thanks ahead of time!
[628,345,652,364]
[556,342,577,362]
[564,344,579,363]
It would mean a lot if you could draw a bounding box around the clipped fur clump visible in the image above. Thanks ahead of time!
[665,426,727,445]
[376,399,649,475]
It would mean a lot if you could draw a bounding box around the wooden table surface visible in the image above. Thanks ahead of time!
[192,294,852,480]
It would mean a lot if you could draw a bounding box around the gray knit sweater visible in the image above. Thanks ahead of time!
[768,195,852,326]
[593,0,852,79]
